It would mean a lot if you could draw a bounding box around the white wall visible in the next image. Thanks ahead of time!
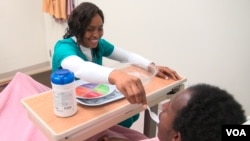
[75,0,250,115]
[0,0,48,74]
[2,0,250,115]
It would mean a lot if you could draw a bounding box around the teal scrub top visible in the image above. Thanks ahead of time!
[52,37,114,72]
[52,37,139,128]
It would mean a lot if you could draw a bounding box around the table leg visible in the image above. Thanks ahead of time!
[143,104,158,137]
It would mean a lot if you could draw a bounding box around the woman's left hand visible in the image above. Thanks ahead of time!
[155,65,181,80]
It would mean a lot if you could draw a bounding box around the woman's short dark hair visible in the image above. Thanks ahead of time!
[173,84,246,141]
[63,2,104,45]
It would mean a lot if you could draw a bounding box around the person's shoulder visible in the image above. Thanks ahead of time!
[56,37,75,45]
[98,38,114,47]
[97,38,114,55]
[55,38,77,49]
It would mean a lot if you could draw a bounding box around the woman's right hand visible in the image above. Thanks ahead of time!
[108,70,147,106]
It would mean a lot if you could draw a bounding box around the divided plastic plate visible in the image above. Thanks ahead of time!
[76,90,124,106]
[75,82,115,99]
[75,80,124,106]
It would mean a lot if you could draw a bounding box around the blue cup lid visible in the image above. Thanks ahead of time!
[51,69,74,85]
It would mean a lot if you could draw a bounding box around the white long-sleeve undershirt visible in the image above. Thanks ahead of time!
[108,47,152,66]
[61,46,152,84]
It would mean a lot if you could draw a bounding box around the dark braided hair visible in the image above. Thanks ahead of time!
[173,84,246,141]
[63,2,104,45]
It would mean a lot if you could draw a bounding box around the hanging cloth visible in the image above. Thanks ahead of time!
[67,0,75,18]
[42,0,67,22]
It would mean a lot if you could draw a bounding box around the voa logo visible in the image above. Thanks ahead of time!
[226,129,246,136]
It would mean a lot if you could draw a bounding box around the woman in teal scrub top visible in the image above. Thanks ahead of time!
[52,2,181,128]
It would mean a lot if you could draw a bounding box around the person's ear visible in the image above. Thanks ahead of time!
[172,131,181,141]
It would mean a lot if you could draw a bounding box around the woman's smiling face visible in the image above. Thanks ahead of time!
[82,13,104,48]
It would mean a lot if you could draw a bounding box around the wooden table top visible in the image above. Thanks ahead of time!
[21,76,186,140]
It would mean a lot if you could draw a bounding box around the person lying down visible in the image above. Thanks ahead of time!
[86,83,246,141]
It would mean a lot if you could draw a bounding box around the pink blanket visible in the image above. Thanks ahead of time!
[0,72,159,141]
[0,72,50,141]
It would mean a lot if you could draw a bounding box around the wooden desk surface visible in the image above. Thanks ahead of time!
[21,77,186,141]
